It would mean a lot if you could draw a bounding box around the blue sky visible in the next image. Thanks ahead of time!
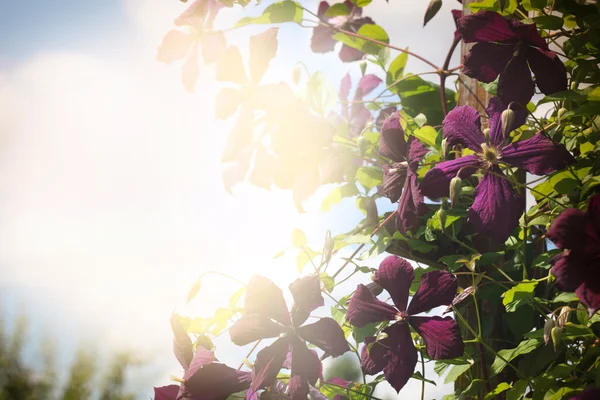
[0,0,462,398]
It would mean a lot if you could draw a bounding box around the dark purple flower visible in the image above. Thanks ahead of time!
[229,275,350,400]
[339,73,382,137]
[456,11,567,106]
[157,0,226,92]
[420,97,575,242]
[311,1,374,62]
[347,256,464,393]
[569,387,600,400]
[379,112,429,233]
[547,195,600,317]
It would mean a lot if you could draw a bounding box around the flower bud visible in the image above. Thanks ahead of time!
[449,176,462,208]
[360,60,367,76]
[323,230,334,266]
[544,318,554,345]
[423,0,443,27]
[357,136,368,156]
[441,137,448,159]
[498,0,507,11]
[501,108,515,138]
[366,281,383,297]
[438,208,447,232]
[483,128,490,142]
[558,306,570,327]
[551,326,563,352]
[291,64,301,85]
[557,107,567,123]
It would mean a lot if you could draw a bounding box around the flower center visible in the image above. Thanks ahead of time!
[479,143,500,167]
[395,311,409,322]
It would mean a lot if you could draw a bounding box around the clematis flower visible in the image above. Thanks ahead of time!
[347,256,464,393]
[154,316,251,400]
[311,1,375,62]
[229,275,350,400]
[339,73,382,137]
[456,11,567,106]
[420,97,574,242]
[568,387,600,400]
[157,0,226,92]
[379,112,429,233]
[547,195,600,317]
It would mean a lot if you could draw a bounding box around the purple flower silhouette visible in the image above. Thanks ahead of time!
[456,11,567,106]
[547,195,600,317]
[347,256,464,393]
[154,316,251,400]
[229,275,349,400]
[379,112,429,233]
[420,97,574,242]
[339,73,382,137]
[569,387,600,400]
[311,1,374,62]
[157,0,226,92]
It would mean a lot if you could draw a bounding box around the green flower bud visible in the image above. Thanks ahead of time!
[501,108,515,138]
[557,107,567,123]
[558,305,570,327]
[449,176,462,208]
[441,137,448,159]
[438,208,447,232]
[483,128,490,142]
[357,136,368,156]
[551,326,563,352]
[291,64,301,85]
[544,318,555,345]
[360,60,367,76]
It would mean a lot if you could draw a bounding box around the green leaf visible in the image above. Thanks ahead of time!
[502,280,538,312]
[553,292,579,303]
[490,339,541,376]
[413,126,437,147]
[324,3,349,17]
[506,379,529,400]
[333,24,389,56]
[321,183,358,211]
[484,382,511,400]
[292,228,307,248]
[411,371,437,386]
[386,51,409,87]
[534,15,563,30]
[235,1,302,27]
[351,0,372,5]
[356,166,383,191]
[408,238,437,253]
[303,71,339,115]
[444,362,472,384]
[459,379,486,397]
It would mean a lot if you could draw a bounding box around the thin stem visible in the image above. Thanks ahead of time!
[332,210,397,279]
[420,352,426,400]
[440,35,462,117]
[237,339,262,370]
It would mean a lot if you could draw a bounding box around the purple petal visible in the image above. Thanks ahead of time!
[229,315,284,346]
[249,28,279,85]
[347,284,398,327]
[200,31,226,64]
[497,51,534,107]
[349,103,372,136]
[376,106,397,131]
[170,314,193,369]
[577,277,600,317]
[510,19,548,50]
[382,164,408,203]
[552,255,585,293]
[547,208,587,251]
[250,337,290,393]
[361,336,387,375]
[339,73,351,103]
[245,275,291,326]
[296,318,350,357]
[374,256,414,312]
[183,363,252,399]
[397,169,428,233]
[154,385,179,400]
[379,112,407,162]
[410,316,464,359]
[288,339,322,400]
[407,270,458,315]
[442,105,486,151]
[407,137,429,166]
[419,155,481,199]
[311,26,337,53]
[157,30,194,63]
[289,275,325,326]
[317,1,330,18]
[175,0,224,29]
[381,323,418,393]
[527,47,568,95]
[468,167,524,242]
[463,42,515,83]
[355,74,382,98]
[184,347,217,379]
[569,388,600,400]
[457,11,518,43]
[501,134,575,175]
[339,45,364,62]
